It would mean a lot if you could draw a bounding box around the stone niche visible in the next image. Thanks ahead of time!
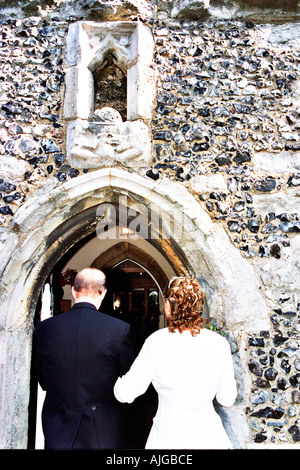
[64,21,155,170]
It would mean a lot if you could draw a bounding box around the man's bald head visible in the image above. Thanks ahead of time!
[73,268,107,299]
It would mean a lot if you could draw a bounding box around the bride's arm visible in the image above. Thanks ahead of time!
[114,336,156,404]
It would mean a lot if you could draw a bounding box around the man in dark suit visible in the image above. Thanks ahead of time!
[35,267,134,449]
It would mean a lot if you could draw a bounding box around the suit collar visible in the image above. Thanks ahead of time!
[70,302,98,312]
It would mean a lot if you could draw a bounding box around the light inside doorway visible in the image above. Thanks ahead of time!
[101,259,163,353]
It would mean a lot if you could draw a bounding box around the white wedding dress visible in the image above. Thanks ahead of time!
[114,327,237,449]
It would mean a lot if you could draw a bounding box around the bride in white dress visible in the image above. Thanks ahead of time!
[114,277,237,449]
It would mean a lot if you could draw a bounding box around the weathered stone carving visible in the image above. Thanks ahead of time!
[67,107,151,168]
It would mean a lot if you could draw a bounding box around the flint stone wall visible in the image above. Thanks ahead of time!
[0,0,299,449]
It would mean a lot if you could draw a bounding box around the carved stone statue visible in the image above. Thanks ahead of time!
[67,107,151,168]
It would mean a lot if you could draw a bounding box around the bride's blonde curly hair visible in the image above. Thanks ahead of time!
[165,277,207,336]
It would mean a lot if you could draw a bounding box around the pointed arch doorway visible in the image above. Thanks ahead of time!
[1,168,269,449]
[98,255,164,448]
[98,257,166,448]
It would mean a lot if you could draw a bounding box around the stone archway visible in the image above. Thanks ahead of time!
[91,242,169,292]
[0,167,269,448]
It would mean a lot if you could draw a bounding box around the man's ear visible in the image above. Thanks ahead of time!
[71,286,78,299]
[101,289,107,300]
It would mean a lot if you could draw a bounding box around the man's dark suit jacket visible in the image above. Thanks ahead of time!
[35,301,134,449]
